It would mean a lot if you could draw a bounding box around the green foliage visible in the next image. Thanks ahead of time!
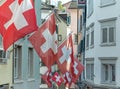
[58,1,65,12]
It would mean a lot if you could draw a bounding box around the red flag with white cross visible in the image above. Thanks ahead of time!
[0,0,38,51]
[42,69,53,88]
[52,72,64,86]
[62,71,72,88]
[29,13,58,68]
[56,34,74,74]
[0,0,14,36]
[71,58,84,82]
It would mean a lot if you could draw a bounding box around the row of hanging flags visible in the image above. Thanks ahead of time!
[0,0,84,88]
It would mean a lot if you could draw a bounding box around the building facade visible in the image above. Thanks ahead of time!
[84,0,120,88]
[63,0,79,58]
[0,35,12,89]
[13,0,41,89]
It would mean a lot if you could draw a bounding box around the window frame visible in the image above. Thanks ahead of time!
[87,0,94,17]
[90,25,94,48]
[74,34,78,45]
[99,57,117,84]
[86,58,94,81]
[85,30,89,50]
[100,19,116,46]
[14,45,22,79]
[0,35,8,64]
[28,47,34,78]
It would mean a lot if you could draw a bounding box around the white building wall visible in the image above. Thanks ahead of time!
[85,0,120,87]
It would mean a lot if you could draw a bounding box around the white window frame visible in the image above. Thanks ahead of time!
[87,0,93,17]
[28,47,34,78]
[90,25,94,48]
[100,0,116,7]
[85,30,89,50]
[0,35,7,64]
[0,48,7,63]
[14,45,22,79]
[100,19,116,46]
[99,57,117,84]
[74,34,78,45]
[86,58,94,81]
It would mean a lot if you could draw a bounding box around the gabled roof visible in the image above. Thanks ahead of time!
[68,1,78,9]
[41,3,55,10]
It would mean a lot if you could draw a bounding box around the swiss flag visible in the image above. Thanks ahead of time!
[1,0,38,51]
[0,0,14,36]
[62,71,72,88]
[71,58,84,82]
[56,34,74,74]
[42,69,53,88]
[52,72,64,86]
[29,13,57,68]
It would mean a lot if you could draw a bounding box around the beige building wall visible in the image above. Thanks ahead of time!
[0,47,13,89]
[63,2,78,57]
[57,16,67,46]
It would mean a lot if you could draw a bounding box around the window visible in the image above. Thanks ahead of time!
[99,57,117,84]
[87,0,93,17]
[0,35,2,47]
[58,35,62,41]
[90,26,94,47]
[0,49,7,63]
[100,20,116,46]
[86,32,89,49]
[86,59,94,81]
[101,0,115,6]
[14,45,22,79]
[0,35,7,63]
[74,34,78,45]
[28,47,34,78]
[102,64,115,83]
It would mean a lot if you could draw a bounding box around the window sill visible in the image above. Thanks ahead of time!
[85,79,94,84]
[100,42,116,47]
[14,80,24,84]
[27,78,35,82]
[0,62,7,65]
[100,2,116,8]
[90,45,94,49]
[85,47,89,50]
[101,82,116,85]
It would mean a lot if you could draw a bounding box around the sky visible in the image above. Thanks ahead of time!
[50,0,71,6]
[58,0,71,4]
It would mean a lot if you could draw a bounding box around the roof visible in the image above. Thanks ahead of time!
[41,3,55,10]
[68,1,78,9]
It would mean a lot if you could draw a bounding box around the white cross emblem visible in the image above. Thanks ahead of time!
[59,46,72,64]
[63,72,71,83]
[55,75,61,82]
[73,61,78,75]
[40,28,57,54]
[4,0,33,30]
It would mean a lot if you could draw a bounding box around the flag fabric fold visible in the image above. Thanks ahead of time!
[0,0,14,36]
[29,13,57,68]
[62,71,72,88]
[56,34,74,74]
[0,0,38,51]
[71,58,84,82]
[56,34,84,87]
[41,69,53,88]
[52,72,64,86]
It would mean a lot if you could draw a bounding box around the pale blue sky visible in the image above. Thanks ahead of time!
[58,0,71,4]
